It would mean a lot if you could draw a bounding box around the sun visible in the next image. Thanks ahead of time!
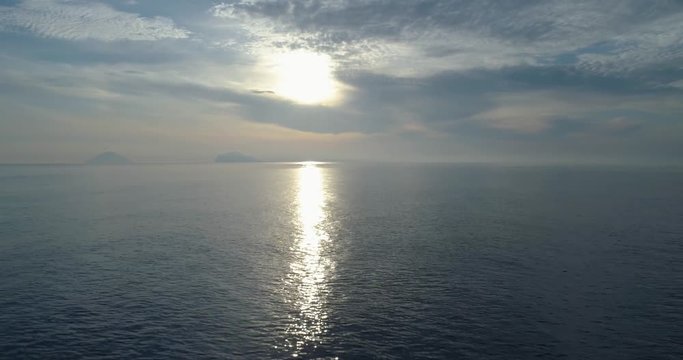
[273,50,338,105]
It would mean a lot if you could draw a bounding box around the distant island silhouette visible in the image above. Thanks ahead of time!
[215,151,258,163]
[85,152,131,165]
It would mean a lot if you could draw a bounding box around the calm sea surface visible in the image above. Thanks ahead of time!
[1,163,682,359]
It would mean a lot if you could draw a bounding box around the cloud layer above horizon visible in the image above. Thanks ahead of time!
[1,0,682,163]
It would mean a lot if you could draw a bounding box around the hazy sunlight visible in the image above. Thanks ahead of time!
[274,51,337,105]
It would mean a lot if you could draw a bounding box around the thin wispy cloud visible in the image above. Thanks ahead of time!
[0,0,190,41]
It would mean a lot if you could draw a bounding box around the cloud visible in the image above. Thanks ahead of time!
[212,0,683,77]
[0,0,190,41]
[1,0,682,163]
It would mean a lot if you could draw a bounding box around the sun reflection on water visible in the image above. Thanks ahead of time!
[284,161,333,357]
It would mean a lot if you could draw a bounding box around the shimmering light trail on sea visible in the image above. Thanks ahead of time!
[284,162,334,357]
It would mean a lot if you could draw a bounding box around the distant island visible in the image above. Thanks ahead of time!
[215,151,258,163]
[85,152,131,165]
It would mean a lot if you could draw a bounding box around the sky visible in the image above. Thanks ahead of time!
[0,0,682,164]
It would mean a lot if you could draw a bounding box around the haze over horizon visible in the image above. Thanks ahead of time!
[1,0,682,165]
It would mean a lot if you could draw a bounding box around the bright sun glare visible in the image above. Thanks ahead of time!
[274,51,337,105]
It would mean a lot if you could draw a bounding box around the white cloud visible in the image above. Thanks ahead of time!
[0,0,190,41]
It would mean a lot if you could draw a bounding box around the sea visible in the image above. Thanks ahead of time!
[1,162,682,359]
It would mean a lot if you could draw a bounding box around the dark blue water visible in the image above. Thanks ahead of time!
[1,163,682,359]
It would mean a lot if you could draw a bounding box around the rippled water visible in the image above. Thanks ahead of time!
[1,163,682,359]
